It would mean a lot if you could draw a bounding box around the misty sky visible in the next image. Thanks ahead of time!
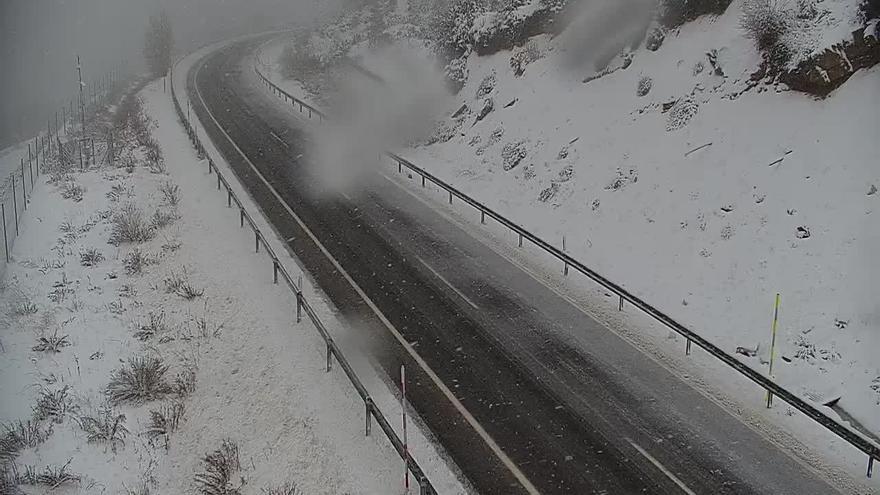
[0,0,345,148]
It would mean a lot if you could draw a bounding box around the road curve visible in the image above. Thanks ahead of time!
[187,38,841,495]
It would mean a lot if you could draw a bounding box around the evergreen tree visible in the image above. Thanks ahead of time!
[144,11,173,78]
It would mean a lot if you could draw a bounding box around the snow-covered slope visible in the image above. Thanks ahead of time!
[405,2,880,437]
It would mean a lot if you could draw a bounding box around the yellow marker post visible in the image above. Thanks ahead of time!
[766,293,781,408]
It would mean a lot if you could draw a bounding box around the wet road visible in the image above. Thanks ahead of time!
[187,38,840,495]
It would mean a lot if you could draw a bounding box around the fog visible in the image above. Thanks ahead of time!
[0,0,346,149]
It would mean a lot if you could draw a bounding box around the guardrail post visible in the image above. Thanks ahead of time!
[240,208,245,227]
[419,475,429,495]
[295,291,303,323]
[227,190,232,207]
[217,174,221,190]
[448,191,452,204]
[255,231,260,253]
[518,233,523,247]
[364,398,372,436]
[618,295,624,311]
[273,261,279,284]
[421,175,425,188]
[686,339,692,355]
[562,236,569,276]
[2,204,8,262]
[326,343,332,372]
[208,160,213,174]
[11,177,19,235]
[480,211,485,225]
[20,160,27,209]
[868,456,874,478]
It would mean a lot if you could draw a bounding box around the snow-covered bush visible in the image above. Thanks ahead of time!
[444,55,469,91]
[741,0,796,65]
[510,40,542,76]
[475,71,497,98]
[501,140,528,170]
[666,98,699,131]
[429,0,482,58]
[636,75,653,96]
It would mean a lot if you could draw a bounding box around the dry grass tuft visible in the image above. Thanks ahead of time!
[107,356,173,405]
[145,401,185,449]
[32,329,71,353]
[194,439,243,495]
[77,406,128,453]
[109,203,155,245]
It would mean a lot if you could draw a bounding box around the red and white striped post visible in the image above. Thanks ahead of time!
[401,364,409,492]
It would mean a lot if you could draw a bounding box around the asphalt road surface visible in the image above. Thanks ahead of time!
[187,38,841,495]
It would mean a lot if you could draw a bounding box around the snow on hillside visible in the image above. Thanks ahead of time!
[0,79,416,494]
[405,2,880,436]
[263,0,880,473]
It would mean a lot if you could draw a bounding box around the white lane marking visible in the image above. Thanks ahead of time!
[625,438,697,495]
[414,255,479,310]
[269,131,289,148]
[193,59,542,495]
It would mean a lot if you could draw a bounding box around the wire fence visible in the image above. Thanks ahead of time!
[170,56,437,495]
[1,72,121,272]
[252,58,880,479]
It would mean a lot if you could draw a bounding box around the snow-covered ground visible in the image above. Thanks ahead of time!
[0,72,468,494]
[259,0,879,489]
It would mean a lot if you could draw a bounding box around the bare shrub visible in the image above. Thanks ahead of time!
[124,248,152,275]
[124,483,152,495]
[145,401,185,449]
[32,329,71,353]
[106,183,133,202]
[13,300,38,316]
[159,180,180,206]
[262,482,302,495]
[151,208,179,230]
[109,203,155,245]
[194,439,243,495]
[60,182,85,202]
[79,248,105,267]
[33,385,77,423]
[174,368,197,398]
[135,311,166,341]
[164,270,204,300]
[77,406,128,452]
[33,460,80,488]
[107,356,173,405]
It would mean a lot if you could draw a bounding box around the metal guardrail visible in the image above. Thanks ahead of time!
[171,55,437,495]
[253,57,880,479]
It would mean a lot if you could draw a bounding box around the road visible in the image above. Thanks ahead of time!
[187,38,840,495]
